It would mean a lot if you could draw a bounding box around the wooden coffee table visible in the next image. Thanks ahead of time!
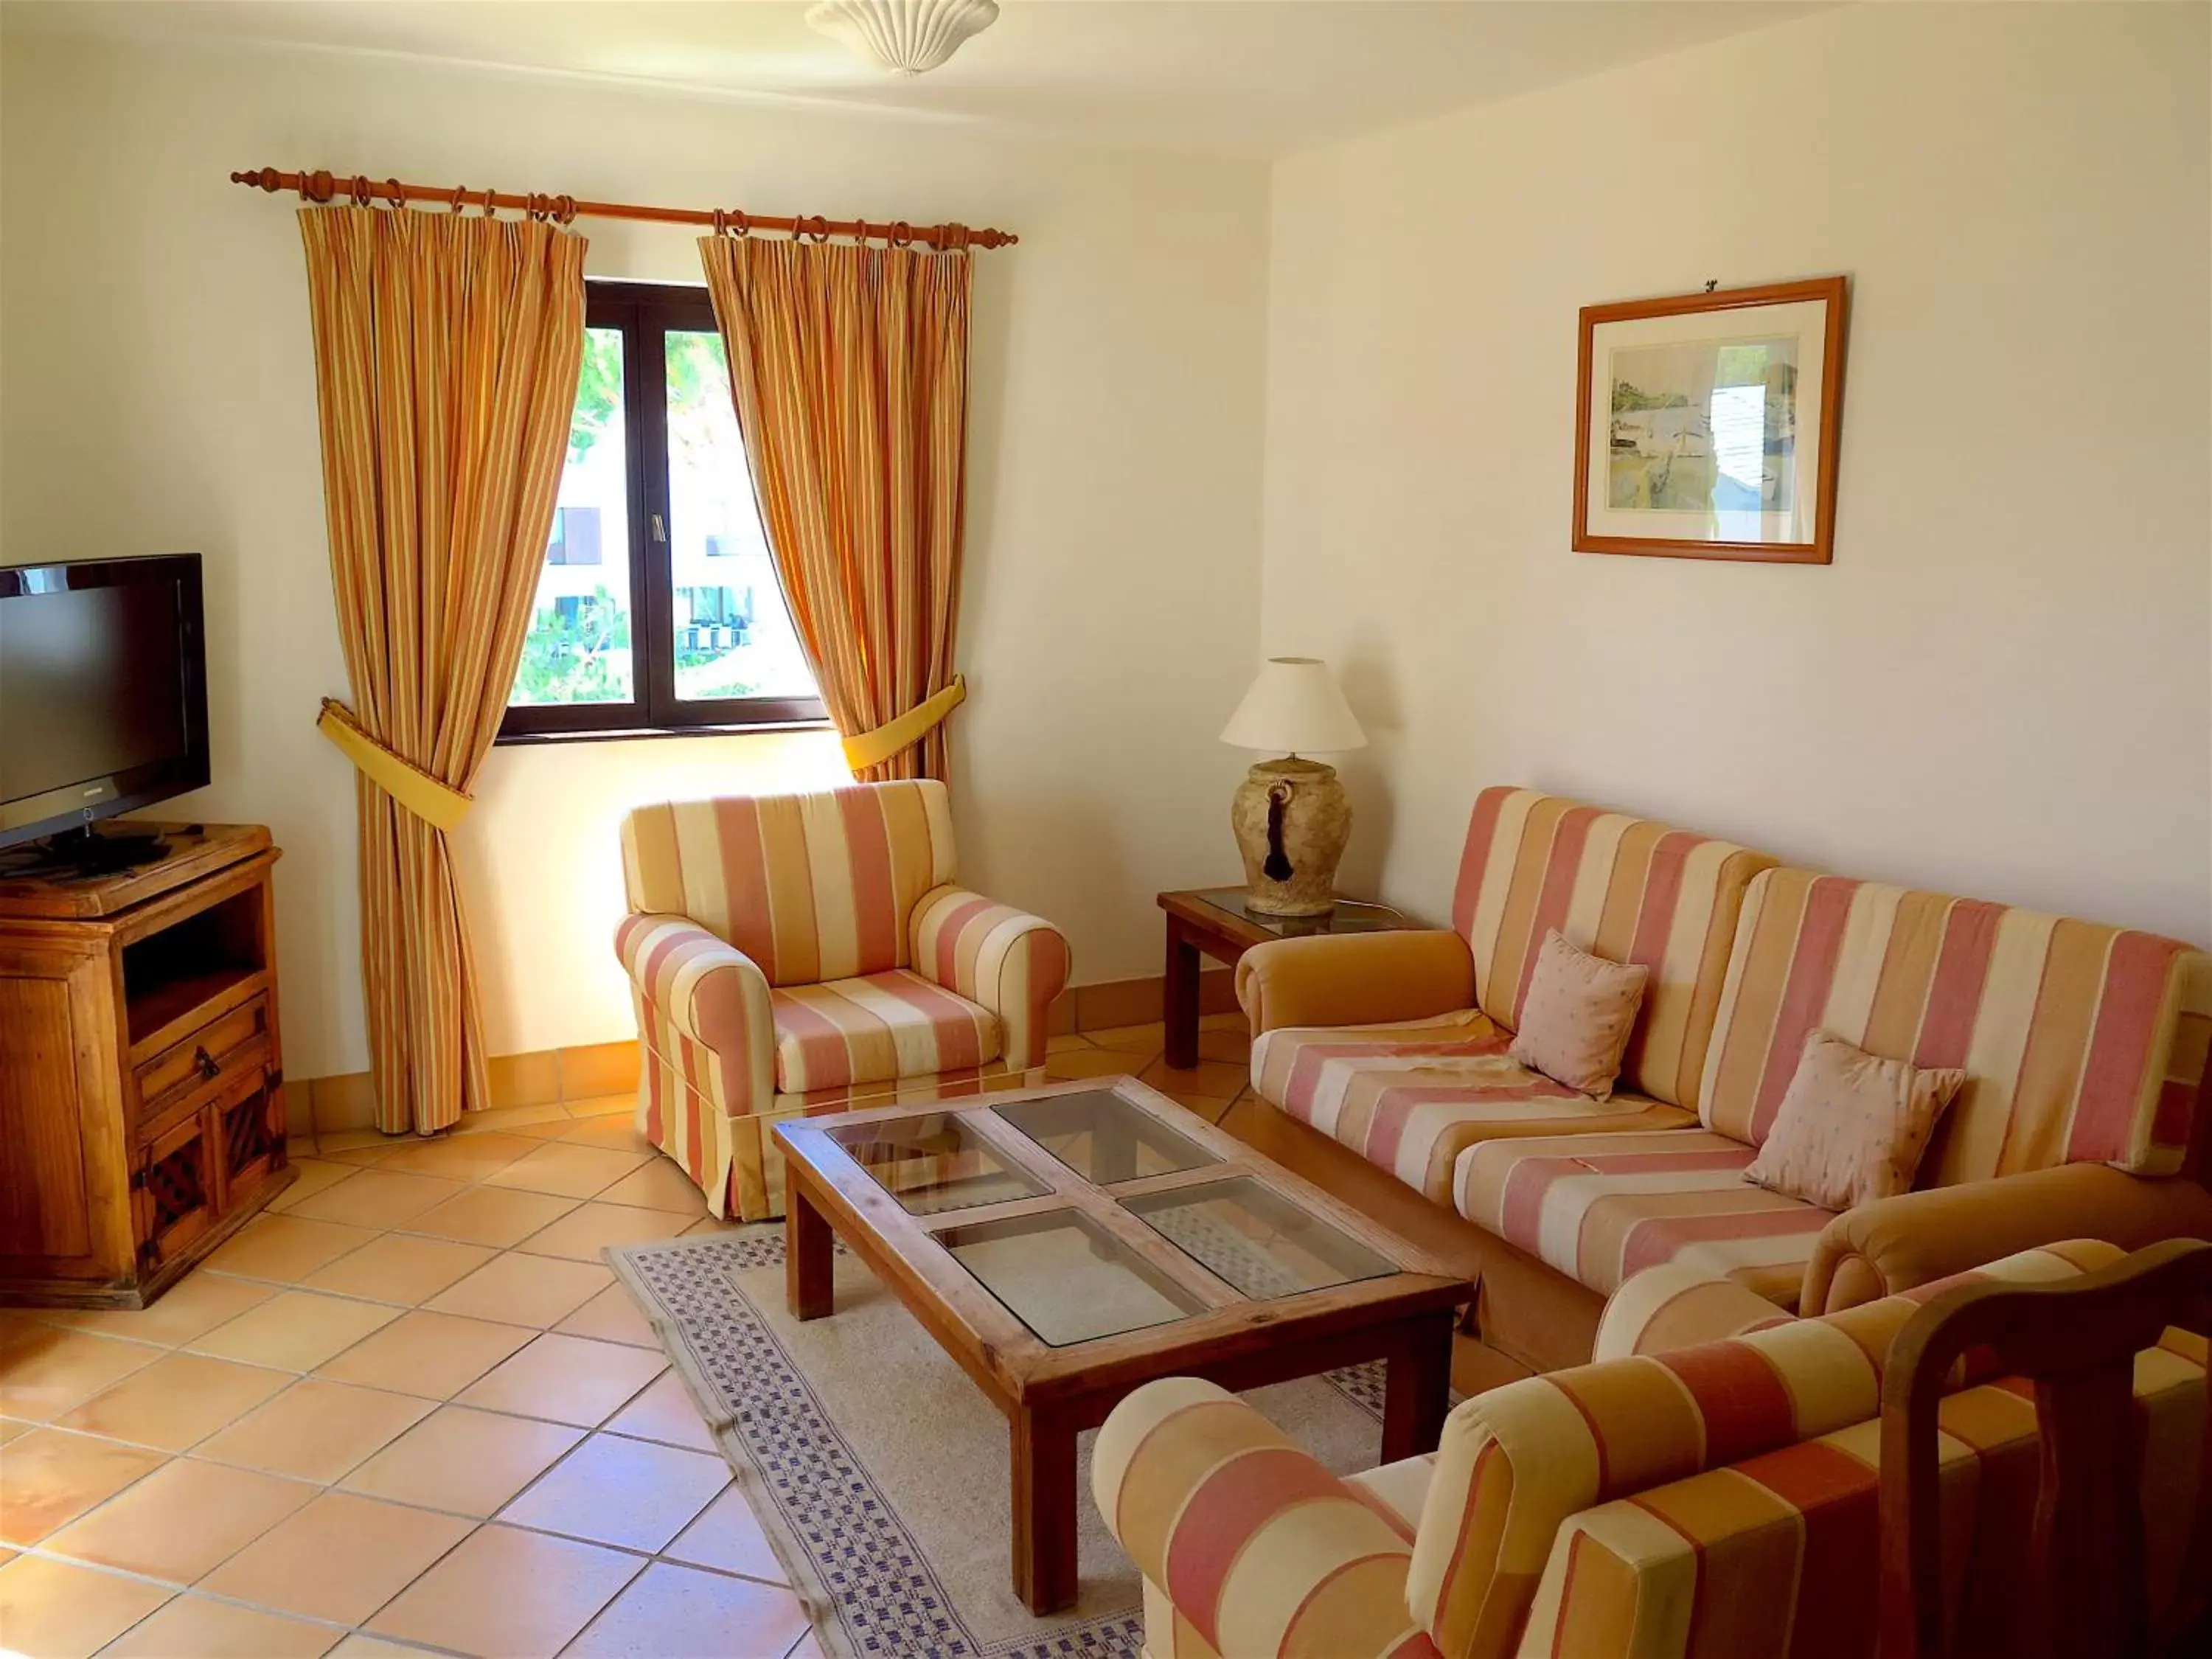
[774,1076,1470,1615]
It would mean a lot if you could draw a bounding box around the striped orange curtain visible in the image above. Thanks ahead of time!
[697,237,972,781]
[298,207,585,1135]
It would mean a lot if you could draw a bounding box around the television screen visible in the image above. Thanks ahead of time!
[0,554,209,850]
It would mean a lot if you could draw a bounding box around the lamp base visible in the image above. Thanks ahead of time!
[1231,757,1350,917]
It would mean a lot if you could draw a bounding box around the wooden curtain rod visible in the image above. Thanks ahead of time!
[228,166,1018,251]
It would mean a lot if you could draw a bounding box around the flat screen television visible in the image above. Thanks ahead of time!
[0,553,210,872]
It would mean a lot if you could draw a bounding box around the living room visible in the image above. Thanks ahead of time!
[1,3,2206,1657]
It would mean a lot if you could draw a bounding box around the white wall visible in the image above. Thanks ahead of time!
[0,29,1270,1075]
[1262,1,2212,944]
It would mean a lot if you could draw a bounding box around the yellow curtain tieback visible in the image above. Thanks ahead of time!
[316,698,474,831]
[841,675,967,773]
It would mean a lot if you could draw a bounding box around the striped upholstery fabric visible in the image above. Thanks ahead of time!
[1455,1127,1837,1306]
[1252,1012,1694,1202]
[771,972,1000,1092]
[1402,1242,2125,1659]
[1699,867,2212,1181]
[1093,1377,1445,1659]
[616,782,1069,1220]
[620,782,957,985]
[1451,789,1776,1109]
[1593,1260,1796,1360]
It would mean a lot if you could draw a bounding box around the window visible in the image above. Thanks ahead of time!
[501,281,824,740]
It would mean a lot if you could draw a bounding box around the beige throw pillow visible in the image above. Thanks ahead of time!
[1507,931,1649,1100]
[1742,1030,1967,1211]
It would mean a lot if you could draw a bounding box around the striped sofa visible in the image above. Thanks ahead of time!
[1094,1240,2212,1659]
[614,781,1071,1220]
[1239,787,2212,1381]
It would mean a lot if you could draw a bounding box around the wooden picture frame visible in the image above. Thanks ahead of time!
[1573,276,1849,563]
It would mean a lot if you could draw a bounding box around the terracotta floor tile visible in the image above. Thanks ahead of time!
[1163,1089,1239,1124]
[594,1158,712,1216]
[42,1455,313,1582]
[0,1415,30,1444]
[38,1272,274,1347]
[187,1290,401,1372]
[314,1310,535,1399]
[787,1631,828,1659]
[486,1141,650,1199]
[102,1593,341,1658]
[1046,1032,1098,1055]
[284,1169,467,1231]
[564,1560,808,1659]
[266,1158,363,1214]
[0,1427,164,1545]
[603,1371,717,1453]
[1042,1047,1136,1081]
[1088,1021,1168,1054]
[341,1404,582,1517]
[204,1214,380,1284]
[561,1090,636,1121]
[1138,1056,1248,1100]
[1197,1025,1254,1063]
[553,1284,661,1349]
[375,1131,542,1183]
[0,1326,161,1421]
[199,1491,473,1626]
[302,1234,498,1304]
[681,1215,742,1235]
[53,1351,292,1451]
[327,1636,444,1658]
[403,1184,578,1248]
[366,1523,641,1658]
[665,1486,789,1583]
[313,1128,403,1158]
[557,1113,662,1152]
[515,1201,692,1262]
[194,1380,435,1484]
[501,1431,726,1551]
[455,1102,573,1137]
[425,1253,613,1328]
[456,1334,665,1427]
[0,1554,173,1657]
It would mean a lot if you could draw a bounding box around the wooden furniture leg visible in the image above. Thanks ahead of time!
[1380,1310,1455,1461]
[1164,916,1203,1070]
[1010,1404,1080,1614]
[786,1180,834,1321]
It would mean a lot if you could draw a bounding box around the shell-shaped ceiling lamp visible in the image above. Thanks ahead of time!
[806,0,1002,76]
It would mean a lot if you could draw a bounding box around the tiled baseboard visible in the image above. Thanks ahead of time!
[296,968,1235,1135]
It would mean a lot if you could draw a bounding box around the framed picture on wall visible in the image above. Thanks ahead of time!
[1573,276,1849,563]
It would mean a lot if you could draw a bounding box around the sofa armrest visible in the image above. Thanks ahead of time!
[909,886,1072,1069]
[1235,930,1476,1037]
[1094,1378,1434,1659]
[1801,1163,2212,1314]
[614,914,774,1097]
[1593,1263,1794,1360]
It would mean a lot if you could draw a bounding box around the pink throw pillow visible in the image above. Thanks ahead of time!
[1507,930,1649,1099]
[1743,1029,1967,1211]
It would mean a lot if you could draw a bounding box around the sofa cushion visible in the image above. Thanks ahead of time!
[1698,868,2212,1182]
[1454,1127,1836,1307]
[1742,1029,1966,1211]
[771,970,1001,1093]
[1252,1012,1694,1203]
[1507,930,1649,1099]
[1450,787,1776,1110]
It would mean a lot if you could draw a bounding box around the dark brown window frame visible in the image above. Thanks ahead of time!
[498,280,828,744]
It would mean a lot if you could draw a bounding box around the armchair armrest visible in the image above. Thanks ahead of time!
[613,913,774,1115]
[1235,930,1476,1037]
[1801,1163,2212,1315]
[1094,1378,1435,1659]
[909,886,1071,1069]
[1593,1262,1793,1360]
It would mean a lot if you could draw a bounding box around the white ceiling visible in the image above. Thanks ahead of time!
[4,0,1834,159]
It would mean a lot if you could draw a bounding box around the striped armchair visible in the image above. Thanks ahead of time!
[1096,1241,2212,1659]
[615,781,1071,1220]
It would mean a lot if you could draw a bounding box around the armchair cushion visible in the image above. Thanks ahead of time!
[1235,929,1476,1037]
[770,971,1000,1093]
[1593,1261,1793,1360]
[908,885,1071,1069]
[1253,1014,1694,1203]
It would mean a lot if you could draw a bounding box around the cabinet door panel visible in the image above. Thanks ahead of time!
[0,945,128,1279]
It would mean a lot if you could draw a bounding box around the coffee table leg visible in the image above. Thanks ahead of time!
[1010,1405,1079,1615]
[786,1181,834,1321]
[1381,1312,1455,1461]
[1164,918,1202,1070]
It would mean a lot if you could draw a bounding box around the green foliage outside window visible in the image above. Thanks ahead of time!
[512,586,632,706]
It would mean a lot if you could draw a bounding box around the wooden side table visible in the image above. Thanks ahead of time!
[1155,888,1411,1068]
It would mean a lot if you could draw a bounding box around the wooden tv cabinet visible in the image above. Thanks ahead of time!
[0,823,294,1308]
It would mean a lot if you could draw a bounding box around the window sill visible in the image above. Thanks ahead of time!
[494,718,837,748]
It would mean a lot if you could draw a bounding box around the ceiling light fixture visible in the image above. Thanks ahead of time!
[806,0,1001,76]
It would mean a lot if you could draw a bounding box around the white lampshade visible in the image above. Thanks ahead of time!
[1220,657,1368,755]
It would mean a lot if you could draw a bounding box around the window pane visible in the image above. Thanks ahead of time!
[664,330,816,702]
[511,326,633,707]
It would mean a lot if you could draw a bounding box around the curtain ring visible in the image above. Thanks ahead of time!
[730,209,750,238]
[712,208,727,237]
[800,214,830,244]
[348,174,373,207]
[383,177,406,208]
[480,186,498,218]
[448,184,467,214]
[888,220,914,249]
[852,218,872,246]
[556,194,577,226]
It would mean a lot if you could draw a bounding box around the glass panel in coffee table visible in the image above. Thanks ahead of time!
[773,1075,1472,1615]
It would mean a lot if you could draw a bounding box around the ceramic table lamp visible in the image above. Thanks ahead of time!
[1220,657,1367,916]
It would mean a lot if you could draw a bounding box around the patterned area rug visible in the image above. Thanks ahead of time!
[607,1227,1393,1659]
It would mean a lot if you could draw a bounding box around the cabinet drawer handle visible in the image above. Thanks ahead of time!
[193,1046,220,1081]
